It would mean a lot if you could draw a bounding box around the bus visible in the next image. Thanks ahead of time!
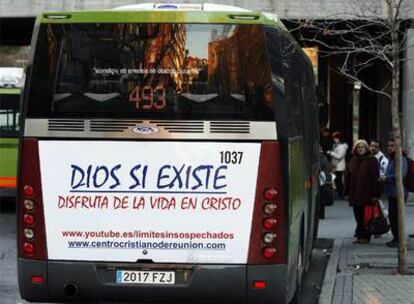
[18,3,320,303]
[0,87,21,199]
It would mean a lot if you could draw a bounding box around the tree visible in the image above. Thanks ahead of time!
[291,0,412,274]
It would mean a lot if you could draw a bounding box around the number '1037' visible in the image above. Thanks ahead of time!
[220,151,243,164]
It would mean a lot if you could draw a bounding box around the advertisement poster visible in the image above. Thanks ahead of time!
[39,141,261,263]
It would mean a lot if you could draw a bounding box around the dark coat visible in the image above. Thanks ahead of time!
[345,154,381,206]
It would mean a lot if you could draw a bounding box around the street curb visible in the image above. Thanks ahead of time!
[318,239,343,304]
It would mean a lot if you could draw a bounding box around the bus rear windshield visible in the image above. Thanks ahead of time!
[27,23,274,121]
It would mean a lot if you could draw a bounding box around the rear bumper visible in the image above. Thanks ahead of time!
[19,259,288,303]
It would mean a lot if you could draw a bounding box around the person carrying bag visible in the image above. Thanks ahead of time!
[345,139,382,244]
[319,170,336,207]
[364,200,390,236]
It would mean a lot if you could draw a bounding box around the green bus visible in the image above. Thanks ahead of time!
[0,87,20,198]
[18,3,319,303]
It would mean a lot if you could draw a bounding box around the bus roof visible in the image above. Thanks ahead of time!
[37,3,279,25]
[113,3,250,12]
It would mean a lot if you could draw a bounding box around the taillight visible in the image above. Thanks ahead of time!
[23,242,35,254]
[260,185,278,255]
[18,139,47,260]
[263,188,278,200]
[22,186,36,244]
[31,276,44,284]
[24,228,35,239]
[23,214,35,225]
[263,203,277,215]
[262,247,277,258]
[263,217,277,229]
[252,281,267,289]
[23,185,34,196]
[248,142,286,264]
[24,199,35,212]
[263,232,277,244]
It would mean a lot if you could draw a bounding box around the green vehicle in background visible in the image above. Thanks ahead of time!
[0,87,20,199]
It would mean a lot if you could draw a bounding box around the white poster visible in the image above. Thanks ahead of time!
[39,141,260,263]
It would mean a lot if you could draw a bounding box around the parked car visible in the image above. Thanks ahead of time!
[0,75,19,88]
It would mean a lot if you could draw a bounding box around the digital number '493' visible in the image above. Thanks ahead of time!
[129,86,166,110]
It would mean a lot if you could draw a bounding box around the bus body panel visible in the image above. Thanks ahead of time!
[247,264,288,304]
[18,259,48,301]
[284,138,308,300]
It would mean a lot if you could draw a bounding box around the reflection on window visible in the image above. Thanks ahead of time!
[28,23,274,121]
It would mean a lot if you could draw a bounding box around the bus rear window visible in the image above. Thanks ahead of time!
[27,23,274,120]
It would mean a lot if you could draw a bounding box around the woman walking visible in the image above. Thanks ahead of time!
[345,140,381,244]
[327,132,348,199]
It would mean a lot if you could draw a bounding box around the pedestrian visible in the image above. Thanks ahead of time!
[327,132,348,199]
[383,139,408,247]
[318,160,336,219]
[369,139,389,180]
[320,127,333,158]
[369,139,389,238]
[345,139,381,244]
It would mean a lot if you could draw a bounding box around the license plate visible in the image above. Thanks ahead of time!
[116,270,175,285]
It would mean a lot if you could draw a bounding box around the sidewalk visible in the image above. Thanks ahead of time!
[318,199,414,304]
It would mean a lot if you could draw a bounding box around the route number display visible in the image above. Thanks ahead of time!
[129,86,166,110]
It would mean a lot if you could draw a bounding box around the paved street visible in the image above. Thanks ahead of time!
[318,198,414,304]
[0,207,20,304]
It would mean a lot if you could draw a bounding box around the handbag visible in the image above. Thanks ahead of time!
[319,184,335,206]
[364,201,390,235]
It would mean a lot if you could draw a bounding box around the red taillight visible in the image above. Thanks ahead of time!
[252,281,267,289]
[263,188,278,200]
[23,242,35,254]
[263,217,277,229]
[31,276,44,284]
[23,214,35,225]
[23,185,34,197]
[248,142,286,264]
[19,139,47,260]
[262,247,277,258]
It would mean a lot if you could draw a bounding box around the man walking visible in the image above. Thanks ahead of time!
[369,139,389,238]
[369,139,389,180]
[384,139,408,247]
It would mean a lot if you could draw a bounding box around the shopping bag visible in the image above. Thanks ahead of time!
[364,201,390,235]
[319,184,335,206]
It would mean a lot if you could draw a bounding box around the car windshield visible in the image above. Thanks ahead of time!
[0,76,18,86]
[27,23,274,120]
